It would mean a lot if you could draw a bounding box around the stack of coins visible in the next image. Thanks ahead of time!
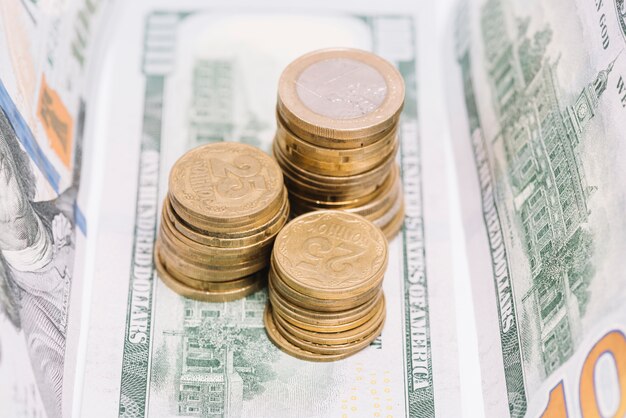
[155,142,289,302]
[264,210,387,361]
[273,48,406,239]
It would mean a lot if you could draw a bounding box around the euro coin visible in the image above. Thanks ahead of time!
[277,48,404,142]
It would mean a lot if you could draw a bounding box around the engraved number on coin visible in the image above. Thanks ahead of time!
[209,156,267,199]
[297,237,365,278]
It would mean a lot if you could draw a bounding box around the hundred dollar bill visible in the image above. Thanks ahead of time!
[448,0,626,415]
[0,0,111,417]
[78,2,460,417]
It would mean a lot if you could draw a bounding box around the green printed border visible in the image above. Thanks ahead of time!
[456,49,527,416]
[118,11,179,417]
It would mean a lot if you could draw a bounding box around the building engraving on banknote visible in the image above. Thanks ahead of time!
[456,0,620,415]
[118,11,430,418]
[153,296,279,417]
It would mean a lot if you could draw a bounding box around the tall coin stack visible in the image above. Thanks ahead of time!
[264,211,388,361]
[155,142,289,302]
[273,48,405,239]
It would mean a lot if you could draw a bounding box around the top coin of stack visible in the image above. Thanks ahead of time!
[273,48,405,239]
[155,142,289,302]
[264,210,388,362]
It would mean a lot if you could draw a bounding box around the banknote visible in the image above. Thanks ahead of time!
[448,0,626,416]
[0,0,112,417]
[78,3,460,418]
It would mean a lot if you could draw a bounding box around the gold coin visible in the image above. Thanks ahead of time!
[273,295,385,344]
[271,305,385,356]
[286,186,380,209]
[165,190,290,244]
[170,189,285,235]
[263,305,371,362]
[169,142,283,227]
[269,266,382,312]
[160,204,275,261]
[269,286,384,333]
[278,158,389,201]
[371,186,405,231]
[269,280,383,325]
[158,219,273,267]
[272,211,388,300]
[164,263,261,292]
[157,242,268,282]
[273,139,395,190]
[276,134,398,177]
[156,236,267,270]
[275,113,398,163]
[381,200,405,240]
[282,172,381,202]
[344,166,401,220]
[278,107,400,150]
[155,248,266,302]
[286,164,398,210]
[277,48,404,142]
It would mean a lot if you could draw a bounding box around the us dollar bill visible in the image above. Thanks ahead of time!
[449,0,626,416]
[79,4,460,418]
[0,0,111,416]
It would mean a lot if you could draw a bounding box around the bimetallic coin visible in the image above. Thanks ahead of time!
[155,248,266,302]
[272,211,388,300]
[169,142,283,226]
[264,305,376,362]
[278,48,404,141]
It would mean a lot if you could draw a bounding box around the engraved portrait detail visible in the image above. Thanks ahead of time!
[0,107,76,418]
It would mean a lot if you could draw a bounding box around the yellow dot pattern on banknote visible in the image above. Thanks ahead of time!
[339,363,396,417]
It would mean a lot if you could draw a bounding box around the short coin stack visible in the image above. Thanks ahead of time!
[273,48,405,239]
[155,142,289,302]
[264,210,387,361]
